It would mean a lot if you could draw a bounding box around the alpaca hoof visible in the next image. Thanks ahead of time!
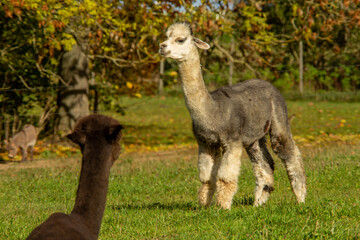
[253,184,273,207]
[293,182,306,203]
[215,180,237,210]
[216,200,232,210]
[253,193,269,207]
[198,183,214,207]
[295,189,306,203]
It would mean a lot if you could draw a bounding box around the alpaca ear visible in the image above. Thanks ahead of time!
[108,124,123,142]
[193,37,210,50]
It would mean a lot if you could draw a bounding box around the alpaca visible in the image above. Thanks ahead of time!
[4,124,37,162]
[26,114,123,240]
[159,23,306,209]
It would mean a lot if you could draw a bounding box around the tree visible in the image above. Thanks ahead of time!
[266,0,360,91]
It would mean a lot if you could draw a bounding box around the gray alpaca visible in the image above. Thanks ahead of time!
[159,23,306,209]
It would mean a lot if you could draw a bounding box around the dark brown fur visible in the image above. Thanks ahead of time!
[26,114,123,240]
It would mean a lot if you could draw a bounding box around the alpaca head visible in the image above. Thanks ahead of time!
[4,138,18,158]
[67,114,123,164]
[159,23,210,61]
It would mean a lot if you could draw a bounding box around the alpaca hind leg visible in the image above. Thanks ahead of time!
[20,147,28,162]
[246,137,275,207]
[216,142,242,209]
[197,144,220,207]
[271,134,306,203]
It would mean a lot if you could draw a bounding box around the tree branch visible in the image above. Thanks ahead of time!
[213,41,258,75]
[90,54,158,67]
[8,64,33,89]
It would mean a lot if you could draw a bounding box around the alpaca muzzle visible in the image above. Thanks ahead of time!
[159,43,170,56]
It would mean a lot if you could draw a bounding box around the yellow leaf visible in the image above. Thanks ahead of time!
[126,82,133,89]
[169,71,178,77]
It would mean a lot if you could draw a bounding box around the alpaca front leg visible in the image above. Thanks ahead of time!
[216,143,242,209]
[197,144,219,207]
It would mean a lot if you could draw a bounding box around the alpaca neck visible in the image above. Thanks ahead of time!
[71,145,112,237]
[178,51,215,123]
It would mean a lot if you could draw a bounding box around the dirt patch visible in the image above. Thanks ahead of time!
[0,146,198,172]
[0,157,80,171]
[2,143,357,172]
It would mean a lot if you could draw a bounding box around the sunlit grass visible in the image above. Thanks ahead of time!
[0,144,359,239]
[0,95,359,239]
[112,95,360,151]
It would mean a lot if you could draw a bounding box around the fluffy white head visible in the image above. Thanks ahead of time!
[159,23,210,61]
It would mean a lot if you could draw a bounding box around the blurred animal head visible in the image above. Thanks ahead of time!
[4,139,18,158]
[67,114,123,164]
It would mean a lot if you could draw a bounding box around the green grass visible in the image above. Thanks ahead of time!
[288,101,360,136]
[109,95,360,151]
[283,91,360,102]
[117,95,194,150]
[1,145,359,239]
[1,95,360,239]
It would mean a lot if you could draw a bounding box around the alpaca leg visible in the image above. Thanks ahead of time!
[20,147,28,162]
[271,134,306,203]
[197,144,220,207]
[29,146,34,161]
[246,137,275,207]
[216,142,242,209]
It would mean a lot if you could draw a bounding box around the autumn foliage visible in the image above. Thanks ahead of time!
[1,0,360,142]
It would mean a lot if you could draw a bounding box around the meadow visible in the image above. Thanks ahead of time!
[0,95,359,239]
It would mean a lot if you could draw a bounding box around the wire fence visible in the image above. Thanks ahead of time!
[0,82,114,93]
[0,85,68,92]
[2,63,360,93]
[0,96,165,121]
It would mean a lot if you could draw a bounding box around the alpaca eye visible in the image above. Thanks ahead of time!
[176,38,187,43]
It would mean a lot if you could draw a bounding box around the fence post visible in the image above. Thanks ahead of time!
[158,58,164,95]
[228,38,234,86]
[299,40,304,94]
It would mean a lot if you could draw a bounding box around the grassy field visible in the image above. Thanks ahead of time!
[0,95,360,239]
[116,95,360,151]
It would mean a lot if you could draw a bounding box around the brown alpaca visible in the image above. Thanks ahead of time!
[27,114,123,240]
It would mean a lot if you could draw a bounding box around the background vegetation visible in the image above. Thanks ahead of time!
[1,1,359,238]
[1,0,360,140]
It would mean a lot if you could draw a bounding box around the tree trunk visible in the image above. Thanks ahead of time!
[5,115,10,141]
[56,44,89,136]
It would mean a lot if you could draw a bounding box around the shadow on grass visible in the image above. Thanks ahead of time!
[233,195,254,206]
[111,195,254,211]
[111,202,199,211]
[0,158,22,164]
